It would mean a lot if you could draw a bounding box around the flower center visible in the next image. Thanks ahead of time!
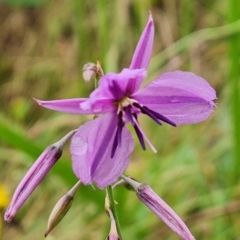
[116,97,137,114]
[111,99,177,158]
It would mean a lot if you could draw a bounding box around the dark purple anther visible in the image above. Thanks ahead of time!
[111,112,125,158]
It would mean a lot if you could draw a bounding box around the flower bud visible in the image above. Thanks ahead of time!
[45,180,81,237]
[121,175,195,240]
[82,62,97,82]
[106,218,120,240]
[82,61,104,82]
[105,200,120,240]
[4,130,76,223]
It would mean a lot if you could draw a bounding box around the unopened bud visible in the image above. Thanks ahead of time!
[121,175,195,240]
[105,207,120,240]
[83,62,97,82]
[106,218,120,240]
[4,130,76,223]
[45,180,81,237]
[82,60,104,83]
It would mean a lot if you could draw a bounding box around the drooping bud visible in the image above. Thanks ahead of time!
[4,130,77,223]
[45,180,81,237]
[121,175,195,240]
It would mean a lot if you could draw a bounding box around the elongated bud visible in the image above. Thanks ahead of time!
[121,175,195,240]
[45,180,81,237]
[106,218,120,240]
[4,130,76,223]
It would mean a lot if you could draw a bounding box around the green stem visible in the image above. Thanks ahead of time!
[106,185,122,239]
[94,78,98,89]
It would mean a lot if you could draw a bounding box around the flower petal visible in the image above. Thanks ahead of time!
[88,68,146,102]
[34,98,94,114]
[129,13,154,71]
[70,113,134,188]
[133,71,216,125]
[79,98,116,114]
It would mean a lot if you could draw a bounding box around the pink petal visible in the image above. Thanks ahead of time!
[79,98,116,114]
[129,13,154,70]
[92,68,146,100]
[70,113,134,188]
[133,71,216,125]
[34,98,93,114]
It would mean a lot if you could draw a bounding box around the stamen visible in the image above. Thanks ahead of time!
[133,122,146,150]
[111,129,118,158]
[123,106,135,125]
[133,103,176,127]
[140,107,162,125]
[143,106,176,126]
[133,116,157,153]
[117,112,124,147]
[123,106,146,150]
[111,112,124,158]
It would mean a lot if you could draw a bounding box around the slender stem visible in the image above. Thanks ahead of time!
[94,78,98,89]
[106,185,122,239]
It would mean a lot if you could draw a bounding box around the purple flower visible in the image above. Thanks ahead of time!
[35,14,216,188]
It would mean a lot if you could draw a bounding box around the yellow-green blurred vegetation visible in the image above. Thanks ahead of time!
[1,0,240,239]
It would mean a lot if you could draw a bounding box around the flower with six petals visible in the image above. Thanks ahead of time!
[35,14,216,188]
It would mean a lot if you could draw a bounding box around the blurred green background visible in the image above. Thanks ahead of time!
[0,0,240,239]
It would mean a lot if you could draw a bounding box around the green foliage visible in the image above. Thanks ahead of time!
[1,0,47,8]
